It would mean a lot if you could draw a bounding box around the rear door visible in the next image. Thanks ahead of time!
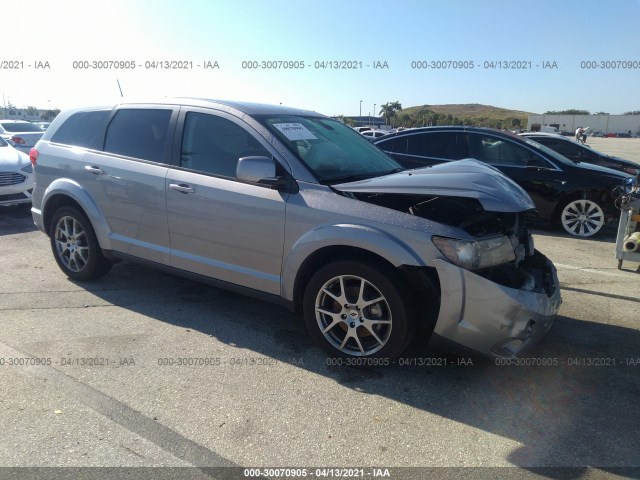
[165,108,288,295]
[81,106,177,264]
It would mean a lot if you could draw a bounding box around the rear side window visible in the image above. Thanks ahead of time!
[50,110,110,149]
[377,136,407,154]
[407,132,467,159]
[104,109,172,162]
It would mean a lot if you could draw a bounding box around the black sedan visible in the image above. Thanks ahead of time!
[520,132,640,175]
[374,126,631,237]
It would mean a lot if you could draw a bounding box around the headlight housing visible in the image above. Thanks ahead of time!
[432,235,516,271]
[20,164,33,174]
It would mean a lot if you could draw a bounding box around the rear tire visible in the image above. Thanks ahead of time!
[303,260,414,361]
[49,206,111,281]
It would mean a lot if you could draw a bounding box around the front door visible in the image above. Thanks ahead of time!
[166,109,288,295]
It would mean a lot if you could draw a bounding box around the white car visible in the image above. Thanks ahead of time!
[0,120,45,154]
[361,129,389,141]
[0,136,34,206]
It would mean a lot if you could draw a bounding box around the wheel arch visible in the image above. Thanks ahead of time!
[289,243,441,335]
[41,179,112,248]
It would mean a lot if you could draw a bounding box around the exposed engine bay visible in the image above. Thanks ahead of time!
[348,192,518,237]
[347,192,555,296]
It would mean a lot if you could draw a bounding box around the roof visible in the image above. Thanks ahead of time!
[373,125,524,142]
[115,97,324,117]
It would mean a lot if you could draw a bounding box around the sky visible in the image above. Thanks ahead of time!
[3,0,639,117]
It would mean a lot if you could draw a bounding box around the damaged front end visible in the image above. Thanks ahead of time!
[333,160,561,358]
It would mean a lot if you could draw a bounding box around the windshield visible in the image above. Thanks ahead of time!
[1,122,44,133]
[257,115,403,183]
[0,137,8,147]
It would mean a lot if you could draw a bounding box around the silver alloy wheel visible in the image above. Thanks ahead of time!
[54,216,90,272]
[315,274,392,356]
[560,199,605,237]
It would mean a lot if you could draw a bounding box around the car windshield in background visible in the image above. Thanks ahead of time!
[0,122,44,133]
[258,116,403,183]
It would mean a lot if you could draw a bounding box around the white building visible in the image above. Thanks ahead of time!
[1,107,45,121]
[527,114,640,135]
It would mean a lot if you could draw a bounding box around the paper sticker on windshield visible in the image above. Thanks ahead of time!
[273,123,317,141]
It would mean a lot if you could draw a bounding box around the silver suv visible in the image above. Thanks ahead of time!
[30,99,561,360]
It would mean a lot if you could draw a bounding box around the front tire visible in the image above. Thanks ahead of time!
[559,198,605,237]
[303,260,414,360]
[49,206,111,281]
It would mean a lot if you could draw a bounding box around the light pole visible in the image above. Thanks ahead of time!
[359,100,362,121]
[373,104,376,127]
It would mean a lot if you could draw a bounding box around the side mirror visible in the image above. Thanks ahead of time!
[236,156,288,189]
[6,138,16,147]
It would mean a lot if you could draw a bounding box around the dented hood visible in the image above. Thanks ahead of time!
[333,158,535,213]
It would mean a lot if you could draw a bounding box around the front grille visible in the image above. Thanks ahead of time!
[0,172,26,186]
[0,191,30,201]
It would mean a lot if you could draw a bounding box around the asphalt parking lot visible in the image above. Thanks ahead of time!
[0,139,639,479]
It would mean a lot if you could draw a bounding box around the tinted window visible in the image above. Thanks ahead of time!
[104,109,172,162]
[406,132,467,159]
[469,134,549,168]
[181,112,270,178]
[50,110,110,149]
[377,136,407,154]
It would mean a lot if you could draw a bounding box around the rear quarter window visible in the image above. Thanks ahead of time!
[50,110,111,149]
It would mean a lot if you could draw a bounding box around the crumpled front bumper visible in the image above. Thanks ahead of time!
[432,252,562,358]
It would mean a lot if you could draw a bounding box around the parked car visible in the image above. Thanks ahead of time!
[0,136,33,206]
[604,133,618,138]
[361,129,389,141]
[0,120,45,153]
[30,99,561,360]
[520,132,640,175]
[353,126,372,133]
[33,121,51,130]
[375,126,631,237]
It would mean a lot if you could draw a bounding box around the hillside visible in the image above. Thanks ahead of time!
[390,103,535,129]
[400,103,534,119]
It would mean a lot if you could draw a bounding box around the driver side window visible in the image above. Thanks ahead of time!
[469,134,548,168]
[181,113,270,178]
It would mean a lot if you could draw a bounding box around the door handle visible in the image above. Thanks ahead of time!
[84,165,104,174]
[169,183,195,194]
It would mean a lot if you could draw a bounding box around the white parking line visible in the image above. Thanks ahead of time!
[554,263,632,278]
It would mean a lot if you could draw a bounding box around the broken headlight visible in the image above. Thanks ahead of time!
[432,235,516,271]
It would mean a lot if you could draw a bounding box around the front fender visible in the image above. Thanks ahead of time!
[40,178,112,249]
[281,223,426,301]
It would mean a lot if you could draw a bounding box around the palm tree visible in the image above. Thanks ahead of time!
[379,104,394,125]
[379,101,403,126]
